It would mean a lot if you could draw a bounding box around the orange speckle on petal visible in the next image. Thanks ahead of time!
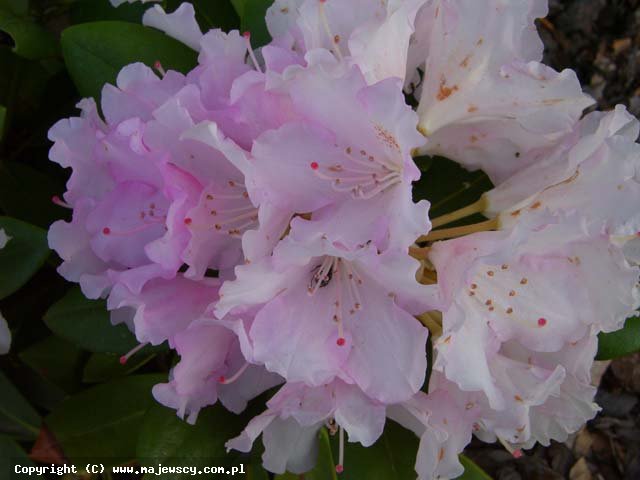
[436,76,459,101]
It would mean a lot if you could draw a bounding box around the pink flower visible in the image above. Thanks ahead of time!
[143,3,203,51]
[267,0,426,84]
[430,213,639,348]
[107,275,220,347]
[485,106,640,255]
[413,0,594,183]
[152,318,282,423]
[225,56,430,252]
[216,232,436,404]
[389,373,483,480]
[227,380,386,474]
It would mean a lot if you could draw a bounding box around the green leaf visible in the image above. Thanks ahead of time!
[413,156,493,227]
[0,162,67,229]
[0,0,28,16]
[19,336,84,393]
[0,369,41,440]
[61,21,198,99]
[456,455,492,479]
[83,351,156,383]
[596,315,640,360]
[0,434,35,479]
[0,216,49,300]
[46,374,163,467]
[70,0,146,24]
[137,403,247,479]
[246,464,270,480]
[44,287,139,355]
[231,0,272,47]
[332,420,418,480]
[0,104,6,141]
[0,7,59,60]
[276,429,337,480]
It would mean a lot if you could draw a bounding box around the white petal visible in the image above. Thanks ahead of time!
[143,3,203,51]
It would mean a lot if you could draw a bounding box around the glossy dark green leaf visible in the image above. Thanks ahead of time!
[44,287,139,355]
[0,369,41,440]
[0,104,6,141]
[413,156,493,227]
[0,162,67,229]
[456,455,492,479]
[0,216,49,300]
[596,315,640,360]
[137,403,246,479]
[46,374,163,467]
[231,0,272,47]
[61,21,198,99]
[0,434,35,479]
[83,351,156,383]
[246,464,270,480]
[70,0,146,24]
[276,428,337,480]
[19,336,84,393]
[0,7,58,60]
[0,0,27,16]
[332,420,417,480]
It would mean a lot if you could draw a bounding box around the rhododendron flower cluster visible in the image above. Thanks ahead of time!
[50,0,640,478]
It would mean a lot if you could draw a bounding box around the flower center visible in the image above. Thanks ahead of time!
[310,145,402,199]
[307,256,364,345]
[185,180,258,237]
[465,264,549,329]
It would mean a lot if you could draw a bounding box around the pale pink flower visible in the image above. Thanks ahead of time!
[227,380,386,474]
[389,373,483,479]
[143,3,203,51]
[152,318,282,423]
[267,0,426,84]
[430,213,639,348]
[216,232,436,404]
[485,106,640,255]
[230,55,430,252]
[107,275,220,347]
[413,0,594,183]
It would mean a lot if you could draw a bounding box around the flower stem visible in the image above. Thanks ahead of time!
[417,312,442,337]
[409,245,430,260]
[430,197,488,228]
[418,218,500,243]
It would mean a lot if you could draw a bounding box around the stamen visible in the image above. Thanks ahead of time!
[318,0,344,62]
[101,217,165,237]
[308,257,335,295]
[334,259,345,340]
[336,425,345,474]
[119,343,147,365]
[153,60,166,77]
[498,437,523,459]
[243,32,263,73]
[218,362,250,385]
[51,195,72,209]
